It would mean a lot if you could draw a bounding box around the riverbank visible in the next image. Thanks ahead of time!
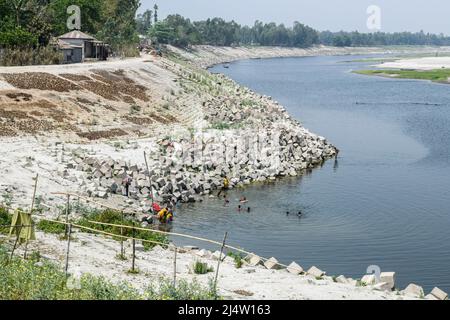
[1,45,449,300]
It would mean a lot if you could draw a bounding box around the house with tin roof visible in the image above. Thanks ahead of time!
[56,30,109,63]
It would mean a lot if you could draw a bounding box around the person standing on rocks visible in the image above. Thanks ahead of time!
[217,176,230,198]
[122,175,132,197]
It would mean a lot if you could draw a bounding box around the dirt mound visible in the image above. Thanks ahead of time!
[77,128,128,140]
[2,73,79,92]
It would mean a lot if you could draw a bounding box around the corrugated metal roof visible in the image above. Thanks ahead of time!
[58,30,96,40]
[57,39,83,49]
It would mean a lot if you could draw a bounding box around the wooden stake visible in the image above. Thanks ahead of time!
[120,210,125,257]
[65,194,70,237]
[173,247,177,287]
[143,151,154,205]
[24,174,39,259]
[213,232,228,295]
[65,224,72,276]
[131,226,136,272]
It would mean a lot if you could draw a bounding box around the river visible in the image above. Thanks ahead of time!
[172,54,450,293]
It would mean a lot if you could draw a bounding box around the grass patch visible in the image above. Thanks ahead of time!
[354,68,450,82]
[77,209,169,250]
[36,219,66,235]
[193,261,214,275]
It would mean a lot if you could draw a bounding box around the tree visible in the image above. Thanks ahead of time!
[137,9,152,35]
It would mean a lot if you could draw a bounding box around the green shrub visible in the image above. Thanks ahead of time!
[144,277,220,300]
[193,261,214,275]
[227,252,244,269]
[0,207,12,235]
[36,219,66,235]
[77,209,169,250]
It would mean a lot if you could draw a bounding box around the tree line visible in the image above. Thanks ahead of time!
[139,8,450,48]
[2,1,450,52]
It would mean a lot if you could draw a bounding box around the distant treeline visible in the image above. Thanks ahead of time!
[2,1,450,52]
[140,11,450,48]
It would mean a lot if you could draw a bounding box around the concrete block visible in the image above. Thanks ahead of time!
[430,287,448,300]
[402,283,424,298]
[212,251,226,261]
[264,257,281,270]
[195,249,210,258]
[307,266,325,278]
[380,272,396,290]
[247,254,262,266]
[335,275,347,284]
[361,274,377,286]
[286,262,303,275]
[372,282,392,292]
[425,294,439,300]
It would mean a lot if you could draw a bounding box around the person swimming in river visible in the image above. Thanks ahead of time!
[239,197,248,204]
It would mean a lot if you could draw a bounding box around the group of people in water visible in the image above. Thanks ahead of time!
[141,202,175,226]
[139,175,305,226]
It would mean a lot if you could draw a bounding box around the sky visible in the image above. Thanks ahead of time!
[139,0,450,34]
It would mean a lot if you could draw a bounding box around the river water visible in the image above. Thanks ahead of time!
[172,55,450,293]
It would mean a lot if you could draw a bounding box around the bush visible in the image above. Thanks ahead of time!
[227,252,244,269]
[0,207,12,235]
[193,261,214,275]
[77,209,169,250]
[0,46,63,66]
[144,277,220,300]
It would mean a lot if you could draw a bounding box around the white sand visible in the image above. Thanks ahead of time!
[379,57,450,70]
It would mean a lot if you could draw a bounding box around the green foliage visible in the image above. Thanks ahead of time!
[355,68,450,82]
[320,30,450,47]
[77,209,169,250]
[0,207,12,234]
[0,246,142,300]
[227,252,244,269]
[193,261,214,275]
[0,245,220,300]
[36,219,66,235]
[0,27,37,47]
[150,15,319,48]
[144,277,220,300]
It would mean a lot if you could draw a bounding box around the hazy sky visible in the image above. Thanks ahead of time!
[139,0,450,34]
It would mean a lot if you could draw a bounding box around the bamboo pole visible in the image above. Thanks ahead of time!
[120,210,125,258]
[143,151,155,205]
[214,232,228,295]
[65,224,72,276]
[173,247,177,287]
[131,225,136,272]
[64,195,70,238]
[24,174,39,259]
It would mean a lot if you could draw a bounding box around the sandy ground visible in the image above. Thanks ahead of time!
[380,56,450,70]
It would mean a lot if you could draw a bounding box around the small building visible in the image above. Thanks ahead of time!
[57,30,109,64]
